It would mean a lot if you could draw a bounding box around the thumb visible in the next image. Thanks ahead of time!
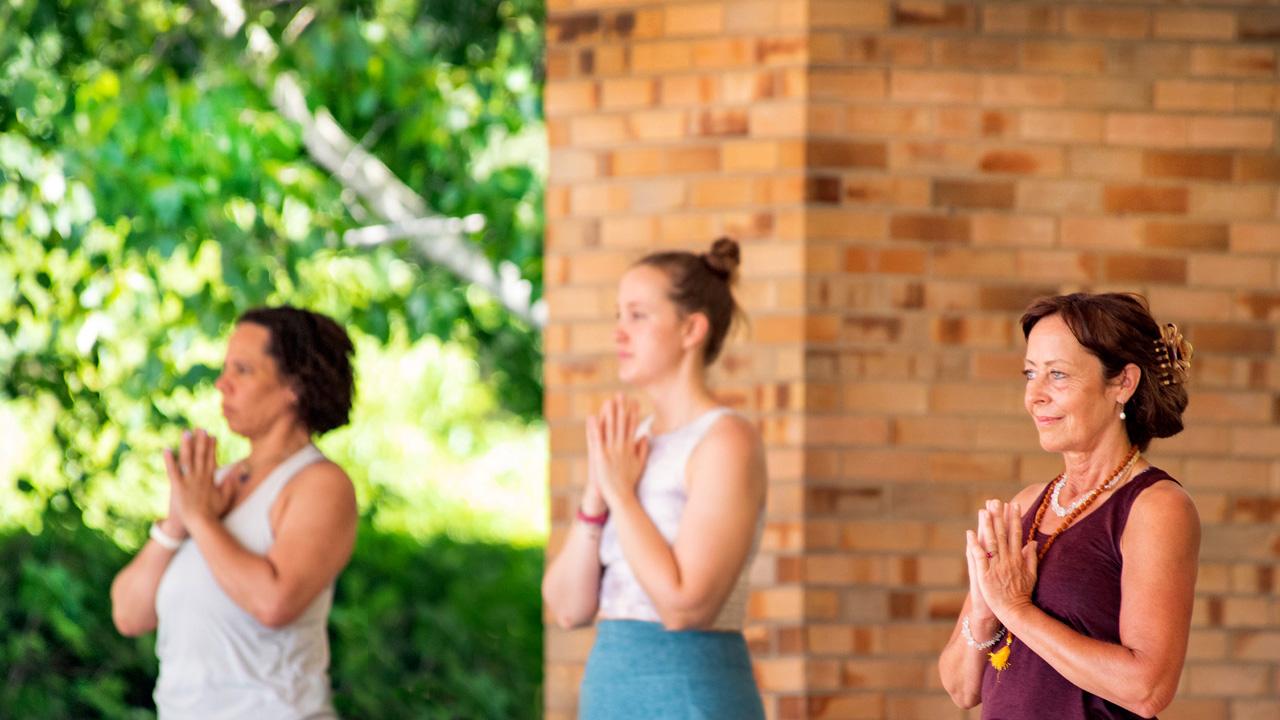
[1022,542,1038,574]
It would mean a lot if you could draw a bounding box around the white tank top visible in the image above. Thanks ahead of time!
[597,407,762,631]
[154,444,338,719]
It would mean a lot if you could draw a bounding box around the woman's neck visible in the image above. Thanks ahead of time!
[1060,428,1136,494]
[642,366,718,436]
[245,421,312,476]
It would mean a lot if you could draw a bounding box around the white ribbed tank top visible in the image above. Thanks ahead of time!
[597,407,761,631]
[154,444,338,719]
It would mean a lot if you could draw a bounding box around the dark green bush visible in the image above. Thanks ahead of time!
[0,499,543,719]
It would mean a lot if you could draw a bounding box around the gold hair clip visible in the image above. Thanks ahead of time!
[1153,323,1193,386]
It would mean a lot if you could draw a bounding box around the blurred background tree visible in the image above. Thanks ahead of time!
[0,0,547,716]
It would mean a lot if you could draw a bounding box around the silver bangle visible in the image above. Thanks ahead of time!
[961,616,1006,650]
[149,521,184,551]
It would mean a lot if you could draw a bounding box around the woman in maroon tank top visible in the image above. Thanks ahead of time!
[938,293,1200,719]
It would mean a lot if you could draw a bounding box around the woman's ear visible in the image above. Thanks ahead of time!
[681,312,710,355]
[1117,363,1141,404]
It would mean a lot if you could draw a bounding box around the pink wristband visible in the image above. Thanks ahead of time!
[576,507,609,526]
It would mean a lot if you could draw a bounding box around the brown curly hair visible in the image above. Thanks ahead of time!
[237,306,355,435]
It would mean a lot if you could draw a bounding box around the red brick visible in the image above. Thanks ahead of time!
[1064,7,1150,40]
[935,108,1016,139]
[1236,155,1280,182]
[843,176,931,207]
[983,4,1059,35]
[1062,78,1150,110]
[1236,81,1280,113]
[1191,45,1278,78]
[1061,217,1144,249]
[1188,116,1275,149]
[1231,223,1280,253]
[1154,80,1236,112]
[1143,222,1230,251]
[545,80,599,115]
[1239,10,1280,42]
[1021,41,1107,75]
[1021,110,1105,143]
[933,38,1017,70]
[980,74,1066,107]
[932,179,1015,210]
[1103,185,1189,214]
[664,2,724,37]
[1103,254,1188,284]
[1070,147,1144,180]
[808,140,887,169]
[1016,250,1099,283]
[600,77,655,109]
[1143,150,1233,181]
[846,106,931,136]
[892,1,972,29]
[660,75,716,105]
[631,41,694,74]
[1108,44,1189,78]
[971,214,1056,247]
[978,147,1064,176]
[890,70,979,103]
[1155,10,1238,41]
[809,68,886,101]
[1016,179,1100,213]
[889,214,971,243]
[1190,255,1277,289]
[1106,114,1189,148]
[1189,186,1276,220]
[810,0,891,30]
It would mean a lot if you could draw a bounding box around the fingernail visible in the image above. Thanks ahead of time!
[183,430,191,439]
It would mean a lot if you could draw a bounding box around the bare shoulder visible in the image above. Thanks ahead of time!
[279,460,356,508]
[698,412,761,456]
[1130,477,1199,531]
[687,412,764,495]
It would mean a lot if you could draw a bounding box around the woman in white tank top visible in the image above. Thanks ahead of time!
[110,306,358,719]
[542,238,768,719]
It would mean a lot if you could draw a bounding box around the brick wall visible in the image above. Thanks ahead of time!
[544,2,1280,718]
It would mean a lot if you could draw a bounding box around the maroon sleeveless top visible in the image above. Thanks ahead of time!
[979,467,1177,720]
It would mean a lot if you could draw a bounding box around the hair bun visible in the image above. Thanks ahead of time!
[703,237,740,283]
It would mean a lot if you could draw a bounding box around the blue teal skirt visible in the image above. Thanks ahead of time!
[579,620,765,720]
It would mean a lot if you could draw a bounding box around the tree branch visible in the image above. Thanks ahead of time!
[211,1,546,327]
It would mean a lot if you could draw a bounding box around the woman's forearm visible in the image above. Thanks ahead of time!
[938,611,1001,708]
[1000,603,1179,716]
[609,495,709,629]
[110,531,180,636]
[541,521,604,629]
[184,514,290,627]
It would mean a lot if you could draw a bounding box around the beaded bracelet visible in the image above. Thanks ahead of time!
[961,616,1007,650]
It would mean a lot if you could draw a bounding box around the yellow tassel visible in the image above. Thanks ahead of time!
[988,634,1013,671]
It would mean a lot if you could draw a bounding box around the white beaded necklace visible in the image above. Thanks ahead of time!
[1049,449,1141,518]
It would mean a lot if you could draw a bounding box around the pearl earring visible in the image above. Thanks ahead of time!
[1118,402,1126,420]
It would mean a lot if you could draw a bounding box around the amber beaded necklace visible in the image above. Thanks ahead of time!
[988,445,1141,672]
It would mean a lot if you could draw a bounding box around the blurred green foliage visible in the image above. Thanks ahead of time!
[0,498,543,718]
[1,0,549,715]
[0,0,546,521]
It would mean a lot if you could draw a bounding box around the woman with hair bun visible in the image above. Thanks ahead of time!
[939,292,1200,719]
[542,237,767,719]
[111,306,357,719]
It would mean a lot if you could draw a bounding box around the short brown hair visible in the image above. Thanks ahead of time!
[634,237,744,365]
[1020,293,1189,452]
[237,306,355,435]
